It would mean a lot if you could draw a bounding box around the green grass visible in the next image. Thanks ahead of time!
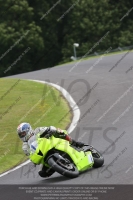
[0,78,72,174]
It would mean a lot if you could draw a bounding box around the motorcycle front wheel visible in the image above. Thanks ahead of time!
[47,155,79,178]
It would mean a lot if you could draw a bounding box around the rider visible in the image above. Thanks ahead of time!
[17,122,85,178]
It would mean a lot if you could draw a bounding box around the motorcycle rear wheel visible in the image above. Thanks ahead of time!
[84,146,104,168]
[91,148,104,168]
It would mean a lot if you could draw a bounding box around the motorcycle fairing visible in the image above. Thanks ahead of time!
[29,136,94,171]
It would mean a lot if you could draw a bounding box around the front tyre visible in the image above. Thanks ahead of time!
[47,155,79,178]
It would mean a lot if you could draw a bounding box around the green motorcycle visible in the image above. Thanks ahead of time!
[30,132,104,178]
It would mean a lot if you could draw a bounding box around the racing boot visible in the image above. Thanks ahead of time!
[38,165,55,178]
[70,139,85,148]
[55,132,85,148]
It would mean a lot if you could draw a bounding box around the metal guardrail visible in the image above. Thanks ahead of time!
[72,45,133,60]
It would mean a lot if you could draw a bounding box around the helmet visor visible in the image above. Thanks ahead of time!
[18,131,26,138]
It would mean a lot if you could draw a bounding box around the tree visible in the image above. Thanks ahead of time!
[0,0,44,77]
[0,0,133,77]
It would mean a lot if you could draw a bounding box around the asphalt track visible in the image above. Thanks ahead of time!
[0,52,133,199]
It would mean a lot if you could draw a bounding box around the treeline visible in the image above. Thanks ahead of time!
[0,0,133,77]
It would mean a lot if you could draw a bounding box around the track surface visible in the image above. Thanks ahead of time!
[0,52,133,186]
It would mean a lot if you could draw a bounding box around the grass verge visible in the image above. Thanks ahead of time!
[0,78,72,174]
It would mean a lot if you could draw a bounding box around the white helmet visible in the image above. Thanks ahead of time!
[17,122,33,142]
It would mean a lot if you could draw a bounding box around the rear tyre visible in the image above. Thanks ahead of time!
[47,156,79,178]
[91,148,104,168]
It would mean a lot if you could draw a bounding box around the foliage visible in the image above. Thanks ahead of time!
[0,0,133,77]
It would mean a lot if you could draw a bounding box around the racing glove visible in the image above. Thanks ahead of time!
[40,126,57,138]
[22,142,30,156]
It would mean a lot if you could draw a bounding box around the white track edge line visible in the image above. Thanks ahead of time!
[0,80,80,178]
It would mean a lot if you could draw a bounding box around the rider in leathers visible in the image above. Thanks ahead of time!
[17,122,85,178]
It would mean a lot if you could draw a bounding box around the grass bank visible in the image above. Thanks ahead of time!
[0,78,72,174]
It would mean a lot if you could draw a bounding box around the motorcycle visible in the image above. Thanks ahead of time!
[29,131,104,178]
